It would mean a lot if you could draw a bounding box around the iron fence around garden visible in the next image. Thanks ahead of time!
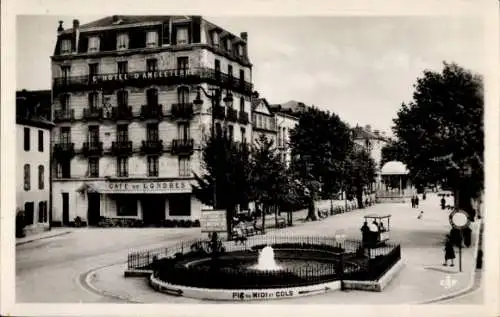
[127,234,402,284]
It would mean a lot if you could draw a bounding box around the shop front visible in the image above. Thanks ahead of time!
[62,178,201,227]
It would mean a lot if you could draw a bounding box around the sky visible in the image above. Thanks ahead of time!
[16,15,485,134]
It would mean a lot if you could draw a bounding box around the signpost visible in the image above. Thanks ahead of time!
[449,209,470,272]
[201,209,227,233]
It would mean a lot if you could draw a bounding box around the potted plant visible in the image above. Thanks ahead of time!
[74,216,82,227]
[16,208,26,238]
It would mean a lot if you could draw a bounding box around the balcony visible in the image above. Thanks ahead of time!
[140,104,163,120]
[82,142,103,157]
[213,105,225,120]
[226,108,238,122]
[83,108,103,121]
[54,109,75,122]
[53,142,75,159]
[140,140,163,155]
[52,67,253,95]
[171,103,194,119]
[171,138,194,155]
[111,141,133,156]
[112,106,133,121]
[238,111,249,125]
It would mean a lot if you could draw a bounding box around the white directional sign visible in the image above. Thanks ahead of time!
[449,210,470,229]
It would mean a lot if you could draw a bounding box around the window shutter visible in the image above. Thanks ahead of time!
[191,16,201,43]
[129,28,145,49]
[171,25,177,45]
[161,22,170,45]
[78,35,88,53]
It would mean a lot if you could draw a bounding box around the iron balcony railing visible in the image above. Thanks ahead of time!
[141,140,164,155]
[82,142,103,157]
[53,142,75,158]
[226,108,238,122]
[53,67,253,94]
[171,138,194,155]
[83,108,103,121]
[171,103,194,119]
[54,109,75,122]
[112,106,133,121]
[111,141,133,156]
[140,105,163,120]
[238,111,249,125]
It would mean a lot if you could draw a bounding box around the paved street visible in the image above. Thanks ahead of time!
[16,193,481,304]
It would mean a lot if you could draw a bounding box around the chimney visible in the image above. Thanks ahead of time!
[112,15,119,23]
[73,19,80,53]
[57,21,64,35]
[240,32,248,42]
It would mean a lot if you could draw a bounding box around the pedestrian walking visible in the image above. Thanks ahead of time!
[422,192,426,200]
[440,196,446,210]
[411,196,415,208]
[443,235,456,266]
[415,195,419,208]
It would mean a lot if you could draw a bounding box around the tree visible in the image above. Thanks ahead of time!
[192,134,251,236]
[289,107,353,220]
[249,134,292,231]
[381,140,407,167]
[392,62,483,219]
[344,148,376,208]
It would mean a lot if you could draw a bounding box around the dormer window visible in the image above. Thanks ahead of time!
[117,33,129,50]
[226,38,232,52]
[176,27,189,45]
[212,31,219,46]
[88,36,100,53]
[146,31,158,48]
[60,39,72,54]
[238,44,244,56]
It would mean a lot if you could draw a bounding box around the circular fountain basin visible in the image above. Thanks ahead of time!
[150,244,360,301]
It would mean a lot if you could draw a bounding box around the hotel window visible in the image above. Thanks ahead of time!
[241,127,246,143]
[177,56,189,73]
[146,31,158,47]
[176,27,189,45]
[228,125,234,141]
[60,127,71,144]
[38,201,48,223]
[178,156,191,177]
[225,38,232,52]
[60,39,72,54]
[88,158,99,177]
[38,130,44,152]
[88,126,99,144]
[116,198,137,216]
[117,90,128,107]
[24,202,34,225]
[146,58,157,72]
[239,69,245,83]
[146,88,158,106]
[212,31,219,46]
[24,164,30,191]
[215,122,222,137]
[89,63,99,78]
[61,65,71,79]
[239,97,245,113]
[88,92,99,110]
[147,156,159,177]
[117,61,128,74]
[38,165,44,190]
[117,157,128,177]
[147,123,159,141]
[177,86,190,104]
[177,122,190,140]
[56,161,71,178]
[238,44,244,56]
[88,36,100,52]
[215,59,221,73]
[228,65,233,79]
[23,127,30,151]
[117,33,129,50]
[117,124,128,142]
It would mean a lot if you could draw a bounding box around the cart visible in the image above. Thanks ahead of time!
[361,214,391,247]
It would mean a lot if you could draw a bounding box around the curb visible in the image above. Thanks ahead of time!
[413,220,483,305]
[16,230,72,246]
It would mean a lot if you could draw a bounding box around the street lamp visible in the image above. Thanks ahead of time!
[193,85,234,210]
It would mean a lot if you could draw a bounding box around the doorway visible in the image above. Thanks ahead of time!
[141,195,165,227]
[87,193,101,226]
[62,193,69,226]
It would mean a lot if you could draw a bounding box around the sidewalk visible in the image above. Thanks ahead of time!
[16,228,73,246]
[86,194,481,304]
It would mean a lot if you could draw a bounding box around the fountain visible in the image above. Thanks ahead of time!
[251,245,282,271]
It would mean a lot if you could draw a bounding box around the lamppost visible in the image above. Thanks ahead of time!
[193,85,234,210]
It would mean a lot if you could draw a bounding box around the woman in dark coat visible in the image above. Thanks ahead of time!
[443,235,456,266]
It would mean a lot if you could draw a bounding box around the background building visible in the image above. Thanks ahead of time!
[251,94,276,145]
[50,15,252,227]
[271,105,298,166]
[16,91,54,236]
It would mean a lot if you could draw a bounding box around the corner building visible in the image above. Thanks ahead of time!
[51,16,253,226]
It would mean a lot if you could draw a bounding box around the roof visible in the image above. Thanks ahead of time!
[381,161,409,175]
[251,98,273,115]
[352,125,389,141]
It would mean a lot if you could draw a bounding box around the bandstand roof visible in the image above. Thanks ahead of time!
[381,161,409,175]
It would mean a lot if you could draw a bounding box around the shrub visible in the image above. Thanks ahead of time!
[185,220,193,228]
[165,219,173,228]
[171,220,180,228]
[193,219,201,227]
[179,220,186,228]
